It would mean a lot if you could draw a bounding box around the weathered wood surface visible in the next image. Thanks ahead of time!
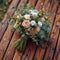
[0,0,60,60]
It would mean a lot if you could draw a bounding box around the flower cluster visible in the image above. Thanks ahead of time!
[10,4,51,51]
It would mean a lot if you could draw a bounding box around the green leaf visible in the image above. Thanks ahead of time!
[41,22,51,33]
[38,30,45,39]
[23,3,27,9]
[11,27,16,32]
[39,40,44,48]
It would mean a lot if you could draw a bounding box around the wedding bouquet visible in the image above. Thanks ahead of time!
[10,4,51,51]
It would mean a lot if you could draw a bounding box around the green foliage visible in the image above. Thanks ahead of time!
[0,0,10,22]
[42,22,51,33]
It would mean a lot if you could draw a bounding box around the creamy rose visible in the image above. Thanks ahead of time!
[22,20,30,28]
[24,14,30,20]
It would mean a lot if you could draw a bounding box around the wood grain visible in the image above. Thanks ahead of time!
[3,32,20,60]
[0,0,59,60]
[53,34,60,60]
[0,0,20,41]
[43,5,60,60]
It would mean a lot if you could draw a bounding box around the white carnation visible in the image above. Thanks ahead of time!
[29,9,38,17]
[38,21,42,27]
[30,20,36,26]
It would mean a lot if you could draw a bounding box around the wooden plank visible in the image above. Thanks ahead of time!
[21,41,36,60]
[49,2,58,29]
[43,6,60,60]
[43,0,50,12]
[0,23,2,32]
[55,6,60,29]
[28,0,37,6]
[0,0,20,41]
[33,46,46,60]
[0,0,21,60]
[8,0,12,4]
[3,0,28,60]
[13,51,22,60]
[3,32,20,60]
[53,33,60,60]
[35,0,45,10]
[0,25,13,60]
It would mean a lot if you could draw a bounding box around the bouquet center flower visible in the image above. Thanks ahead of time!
[22,20,30,28]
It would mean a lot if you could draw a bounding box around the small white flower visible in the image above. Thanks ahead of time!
[30,20,36,26]
[24,14,30,20]
[38,21,42,27]
[16,15,20,18]
[29,9,38,17]
[22,20,30,28]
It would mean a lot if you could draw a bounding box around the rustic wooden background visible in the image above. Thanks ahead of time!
[0,0,60,60]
